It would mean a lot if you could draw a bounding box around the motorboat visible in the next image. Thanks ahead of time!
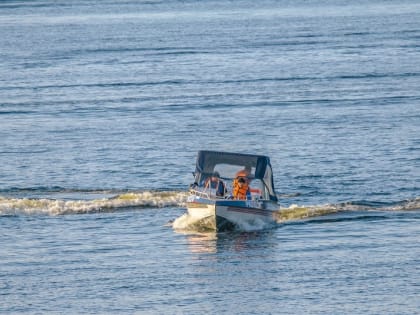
[185,150,280,231]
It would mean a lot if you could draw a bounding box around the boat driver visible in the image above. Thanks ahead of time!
[204,172,227,197]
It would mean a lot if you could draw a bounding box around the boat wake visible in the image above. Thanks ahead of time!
[275,198,420,222]
[0,190,187,216]
[1,189,419,220]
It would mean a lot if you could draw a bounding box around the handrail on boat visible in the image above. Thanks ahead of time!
[189,187,227,199]
[189,188,210,199]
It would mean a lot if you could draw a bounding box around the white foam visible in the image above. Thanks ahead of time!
[0,191,188,216]
[172,213,217,232]
[389,197,420,211]
[172,213,192,230]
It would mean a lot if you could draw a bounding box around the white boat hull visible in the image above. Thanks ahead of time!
[186,195,278,231]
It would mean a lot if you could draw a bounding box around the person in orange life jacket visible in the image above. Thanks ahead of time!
[232,176,251,200]
[204,172,227,197]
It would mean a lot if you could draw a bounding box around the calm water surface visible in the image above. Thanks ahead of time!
[1,0,419,313]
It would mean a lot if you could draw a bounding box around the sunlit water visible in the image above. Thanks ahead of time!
[1,0,419,313]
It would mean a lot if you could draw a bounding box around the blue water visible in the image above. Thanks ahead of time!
[1,0,419,313]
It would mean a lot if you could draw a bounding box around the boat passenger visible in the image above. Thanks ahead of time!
[204,172,227,197]
[235,169,250,181]
[232,176,251,200]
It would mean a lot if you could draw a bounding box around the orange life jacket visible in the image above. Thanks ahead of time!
[232,178,250,200]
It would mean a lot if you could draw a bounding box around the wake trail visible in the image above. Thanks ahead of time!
[0,190,187,216]
[1,189,418,218]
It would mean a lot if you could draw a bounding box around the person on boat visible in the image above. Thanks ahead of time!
[204,172,227,197]
[235,169,250,180]
[232,173,251,200]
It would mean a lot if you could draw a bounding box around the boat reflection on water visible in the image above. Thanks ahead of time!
[177,229,277,255]
[181,232,218,254]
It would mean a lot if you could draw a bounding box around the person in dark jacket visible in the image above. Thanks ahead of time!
[205,172,227,197]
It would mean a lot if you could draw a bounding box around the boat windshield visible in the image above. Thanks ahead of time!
[192,150,278,202]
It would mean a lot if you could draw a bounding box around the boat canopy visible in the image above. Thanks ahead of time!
[193,150,278,202]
